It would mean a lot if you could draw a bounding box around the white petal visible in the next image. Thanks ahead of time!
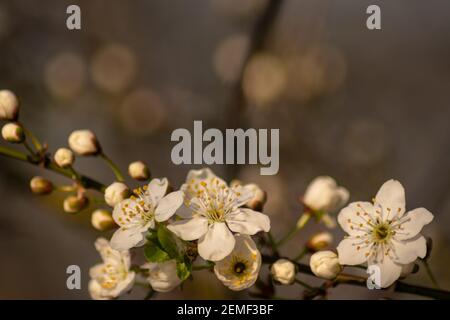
[109,272,136,297]
[198,223,235,261]
[226,208,270,235]
[371,257,402,288]
[154,191,184,222]
[394,208,434,240]
[337,237,369,265]
[147,178,169,204]
[167,217,209,241]
[391,235,427,264]
[175,202,194,218]
[110,227,146,251]
[233,185,255,207]
[337,202,375,236]
[374,179,406,221]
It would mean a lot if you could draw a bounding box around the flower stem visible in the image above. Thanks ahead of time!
[422,260,440,289]
[100,152,125,182]
[0,144,106,192]
[21,125,43,151]
[293,247,309,261]
[267,231,279,256]
[276,215,310,247]
[295,278,314,290]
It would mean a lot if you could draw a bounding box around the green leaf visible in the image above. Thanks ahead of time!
[157,224,186,261]
[176,261,191,281]
[144,242,170,263]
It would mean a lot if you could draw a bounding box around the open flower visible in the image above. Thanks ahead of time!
[168,168,270,261]
[214,234,261,291]
[336,179,434,288]
[141,260,181,292]
[110,178,184,251]
[88,238,135,300]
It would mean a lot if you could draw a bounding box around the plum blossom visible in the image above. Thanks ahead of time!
[141,260,181,292]
[110,178,183,251]
[89,238,135,300]
[168,168,270,261]
[337,179,433,288]
[214,234,261,291]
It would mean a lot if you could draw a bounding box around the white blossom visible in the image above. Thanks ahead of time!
[1,123,24,143]
[89,238,135,300]
[91,209,116,231]
[168,168,270,261]
[54,148,74,168]
[336,179,433,288]
[303,176,349,213]
[310,250,341,279]
[306,231,333,252]
[214,234,261,291]
[270,259,296,285]
[110,178,183,251]
[128,161,150,181]
[142,260,181,292]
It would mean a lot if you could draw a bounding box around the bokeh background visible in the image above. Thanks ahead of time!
[0,0,449,299]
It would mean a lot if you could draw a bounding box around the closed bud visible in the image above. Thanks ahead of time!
[68,130,100,156]
[54,148,75,168]
[91,209,116,231]
[30,176,53,195]
[270,259,296,285]
[0,90,19,121]
[310,250,342,280]
[303,176,349,213]
[306,231,333,252]
[63,195,89,213]
[104,182,130,207]
[2,123,24,143]
[244,183,267,211]
[128,161,150,181]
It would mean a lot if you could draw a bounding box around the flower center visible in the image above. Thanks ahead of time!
[234,262,247,275]
[372,223,392,242]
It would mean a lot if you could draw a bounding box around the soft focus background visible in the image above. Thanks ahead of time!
[0,0,449,299]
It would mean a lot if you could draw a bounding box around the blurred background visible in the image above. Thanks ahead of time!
[0,0,449,299]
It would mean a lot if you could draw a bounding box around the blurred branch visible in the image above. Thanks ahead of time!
[225,0,284,180]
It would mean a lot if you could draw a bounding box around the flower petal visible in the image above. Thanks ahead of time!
[370,257,402,288]
[147,178,169,204]
[226,208,270,235]
[155,191,184,222]
[394,208,434,240]
[337,202,375,236]
[391,235,427,264]
[167,217,209,241]
[175,203,194,219]
[374,179,406,221]
[233,185,255,207]
[198,222,235,261]
[110,227,146,251]
[337,237,369,265]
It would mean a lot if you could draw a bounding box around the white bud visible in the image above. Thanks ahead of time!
[303,176,349,212]
[68,129,100,156]
[310,250,342,280]
[91,209,116,231]
[104,182,130,207]
[54,148,75,168]
[30,176,53,195]
[0,90,19,121]
[128,161,150,181]
[270,259,296,285]
[306,231,333,252]
[63,195,89,213]
[244,183,267,211]
[1,123,24,143]
[142,260,182,292]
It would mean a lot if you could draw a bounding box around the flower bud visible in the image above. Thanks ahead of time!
[270,259,296,285]
[68,130,100,156]
[306,231,333,252]
[244,183,267,211]
[63,195,89,213]
[54,148,75,168]
[310,250,342,280]
[91,209,116,231]
[104,182,130,207]
[0,90,19,121]
[303,176,349,213]
[128,161,150,181]
[1,123,24,143]
[30,176,53,195]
